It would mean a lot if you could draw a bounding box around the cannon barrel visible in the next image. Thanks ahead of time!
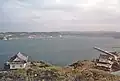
[93,47,115,56]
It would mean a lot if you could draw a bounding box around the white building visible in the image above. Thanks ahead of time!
[4,52,28,70]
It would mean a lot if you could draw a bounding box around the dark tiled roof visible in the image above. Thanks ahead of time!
[9,52,28,62]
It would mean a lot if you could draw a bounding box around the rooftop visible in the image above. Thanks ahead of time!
[8,52,28,62]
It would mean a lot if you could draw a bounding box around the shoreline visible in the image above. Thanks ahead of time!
[0,60,120,81]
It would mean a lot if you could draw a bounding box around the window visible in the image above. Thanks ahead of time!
[20,65,22,67]
[12,65,15,68]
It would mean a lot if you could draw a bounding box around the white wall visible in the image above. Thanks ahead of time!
[10,63,27,69]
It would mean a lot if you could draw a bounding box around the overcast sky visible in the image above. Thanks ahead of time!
[0,0,120,32]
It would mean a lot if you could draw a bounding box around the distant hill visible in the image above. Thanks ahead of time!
[0,31,120,38]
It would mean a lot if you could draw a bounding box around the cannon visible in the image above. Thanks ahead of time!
[93,47,118,60]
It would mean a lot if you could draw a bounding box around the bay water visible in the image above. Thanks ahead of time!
[0,36,120,68]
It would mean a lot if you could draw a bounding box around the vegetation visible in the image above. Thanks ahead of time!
[0,60,120,81]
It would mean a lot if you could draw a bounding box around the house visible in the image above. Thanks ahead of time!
[4,52,28,70]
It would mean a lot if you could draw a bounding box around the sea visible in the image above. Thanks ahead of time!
[0,36,120,68]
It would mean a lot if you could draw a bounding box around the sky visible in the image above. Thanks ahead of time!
[0,0,120,32]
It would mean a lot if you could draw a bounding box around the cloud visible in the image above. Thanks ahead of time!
[1,0,120,31]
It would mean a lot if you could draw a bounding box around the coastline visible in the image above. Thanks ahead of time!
[0,60,120,81]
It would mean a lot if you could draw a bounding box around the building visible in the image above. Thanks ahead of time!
[4,52,28,70]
